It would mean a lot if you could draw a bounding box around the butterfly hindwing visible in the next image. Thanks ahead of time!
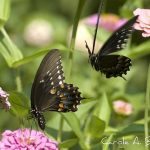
[44,83,82,112]
[94,55,131,78]
[98,15,138,56]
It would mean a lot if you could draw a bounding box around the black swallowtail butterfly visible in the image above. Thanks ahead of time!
[31,49,83,130]
[85,1,138,79]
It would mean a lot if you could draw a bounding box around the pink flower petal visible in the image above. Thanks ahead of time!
[142,32,150,37]
[144,27,150,33]
[2,130,12,136]
[139,21,150,28]
[133,8,150,38]
[134,8,150,25]
[134,23,143,30]
[0,129,58,150]
[113,100,133,116]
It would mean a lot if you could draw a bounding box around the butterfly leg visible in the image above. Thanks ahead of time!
[85,41,91,55]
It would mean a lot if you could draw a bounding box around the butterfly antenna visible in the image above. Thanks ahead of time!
[92,0,104,54]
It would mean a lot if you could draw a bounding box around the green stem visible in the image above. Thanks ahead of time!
[15,69,22,92]
[57,115,64,142]
[67,0,86,80]
[103,134,114,150]
[1,28,22,58]
[145,63,150,150]
[19,117,25,129]
[58,0,86,143]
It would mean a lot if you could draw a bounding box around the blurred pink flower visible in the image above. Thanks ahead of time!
[85,14,127,32]
[0,129,58,150]
[0,87,10,111]
[113,100,133,116]
[133,8,150,37]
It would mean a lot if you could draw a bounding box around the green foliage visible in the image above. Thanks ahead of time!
[0,28,23,67]
[116,123,145,137]
[0,0,10,29]
[0,0,150,150]
[59,138,78,149]
[9,91,29,117]
[94,93,111,126]
[62,113,87,149]
[84,115,105,138]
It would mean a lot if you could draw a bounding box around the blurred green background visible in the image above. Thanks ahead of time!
[0,0,150,150]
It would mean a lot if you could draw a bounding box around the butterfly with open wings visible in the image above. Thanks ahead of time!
[85,1,138,79]
[30,49,83,130]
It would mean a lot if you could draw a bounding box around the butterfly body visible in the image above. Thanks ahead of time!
[31,49,83,130]
[31,107,45,130]
[85,15,138,79]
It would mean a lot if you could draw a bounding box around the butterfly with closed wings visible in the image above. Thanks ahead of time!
[85,1,138,79]
[30,49,83,130]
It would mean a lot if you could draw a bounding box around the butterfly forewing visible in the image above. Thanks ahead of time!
[31,49,65,110]
[98,15,138,56]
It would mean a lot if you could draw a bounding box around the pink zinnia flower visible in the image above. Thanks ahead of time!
[133,8,150,37]
[0,87,10,111]
[0,129,58,150]
[113,100,133,116]
[85,13,127,32]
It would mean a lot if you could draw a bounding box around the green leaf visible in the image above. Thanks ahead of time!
[12,49,50,68]
[59,138,78,149]
[102,134,114,150]
[62,113,87,149]
[76,99,97,119]
[9,91,29,117]
[12,44,67,68]
[0,40,12,66]
[1,29,23,59]
[62,113,83,139]
[128,41,150,59]
[85,115,105,138]
[120,0,143,17]
[94,93,111,126]
[0,0,10,29]
[90,143,103,150]
[46,113,72,131]
[0,28,23,67]
[116,124,145,137]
